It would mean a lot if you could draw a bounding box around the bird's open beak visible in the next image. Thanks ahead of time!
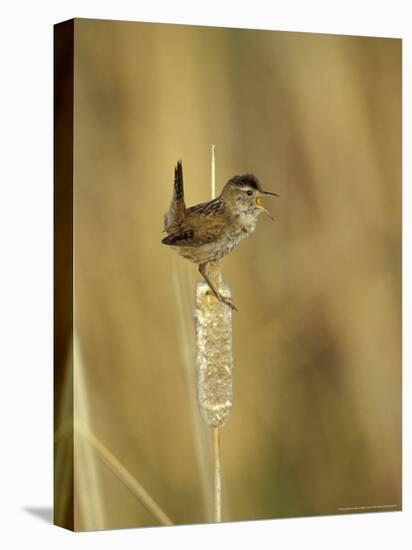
[255,191,279,220]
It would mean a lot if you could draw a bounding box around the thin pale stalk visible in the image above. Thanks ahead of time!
[211,144,216,199]
[212,145,221,524]
[172,259,215,520]
[212,427,222,522]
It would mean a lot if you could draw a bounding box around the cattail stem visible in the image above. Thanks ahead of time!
[210,144,222,525]
[211,144,216,199]
[194,145,232,523]
[212,427,222,522]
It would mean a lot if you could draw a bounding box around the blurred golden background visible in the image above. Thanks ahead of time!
[55,19,401,530]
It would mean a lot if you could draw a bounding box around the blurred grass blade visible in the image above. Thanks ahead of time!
[75,420,174,526]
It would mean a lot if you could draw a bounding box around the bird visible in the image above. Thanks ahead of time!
[162,160,278,310]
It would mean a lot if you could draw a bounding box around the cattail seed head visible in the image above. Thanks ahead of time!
[194,266,233,428]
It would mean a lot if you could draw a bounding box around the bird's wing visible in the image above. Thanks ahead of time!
[162,229,196,245]
[161,209,226,247]
[163,160,185,232]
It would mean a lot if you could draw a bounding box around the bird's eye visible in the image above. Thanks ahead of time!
[246,190,253,196]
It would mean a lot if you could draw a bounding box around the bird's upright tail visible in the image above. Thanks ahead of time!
[164,160,186,233]
[174,160,184,205]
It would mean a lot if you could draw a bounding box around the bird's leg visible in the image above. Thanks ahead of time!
[199,263,221,301]
[198,263,237,312]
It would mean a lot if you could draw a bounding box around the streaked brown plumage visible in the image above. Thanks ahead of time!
[162,160,278,310]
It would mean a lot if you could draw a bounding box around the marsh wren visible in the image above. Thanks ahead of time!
[162,160,278,310]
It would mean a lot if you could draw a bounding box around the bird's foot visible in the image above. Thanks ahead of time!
[218,294,238,312]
